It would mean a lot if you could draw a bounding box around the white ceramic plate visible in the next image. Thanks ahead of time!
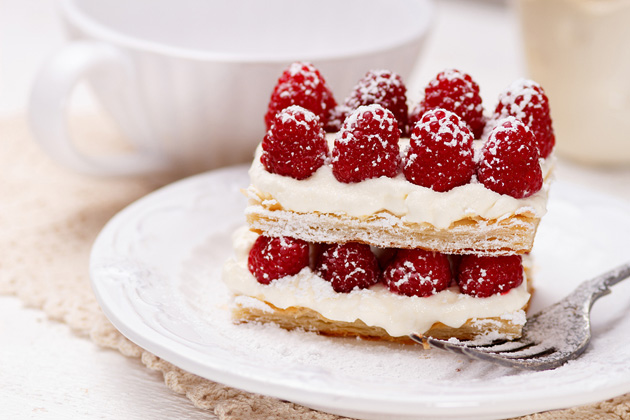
[90,165,630,420]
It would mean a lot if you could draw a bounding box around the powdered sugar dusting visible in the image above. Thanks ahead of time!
[316,242,380,293]
[384,249,452,297]
[437,68,471,84]
[413,68,486,138]
[265,61,336,131]
[346,70,406,110]
[477,117,543,199]
[426,69,484,116]
[486,78,555,158]
[279,105,318,128]
[234,295,274,313]
[497,79,545,121]
[415,108,473,149]
[403,108,475,192]
[261,105,328,180]
[331,104,401,183]
[330,69,409,134]
[338,104,397,141]
[286,62,327,101]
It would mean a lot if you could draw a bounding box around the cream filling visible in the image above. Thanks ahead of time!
[249,137,553,230]
[222,227,530,337]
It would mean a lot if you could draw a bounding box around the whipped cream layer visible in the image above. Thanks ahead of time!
[249,137,553,230]
[223,227,530,337]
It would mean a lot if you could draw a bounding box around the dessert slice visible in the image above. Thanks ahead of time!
[223,64,554,342]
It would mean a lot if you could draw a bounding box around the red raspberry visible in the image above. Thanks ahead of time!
[383,249,452,297]
[477,117,543,199]
[492,79,555,158]
[331,70,409,135]
[331,104,400,183]
[403,108,475,192]
[457,255,524,298]
[248,235,310,285]
[315,242,380,293]
[410,69,485,138]
[261,105,329,180]
[265,62,337,131]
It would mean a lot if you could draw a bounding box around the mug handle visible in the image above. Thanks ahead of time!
[28,40,169,175]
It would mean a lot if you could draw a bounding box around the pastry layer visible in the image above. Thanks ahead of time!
[246,140,552,255]
[246,197,539,256]
[222,227,531,341]
[231,298,527,344]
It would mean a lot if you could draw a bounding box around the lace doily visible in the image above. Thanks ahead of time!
[1,115,628,420]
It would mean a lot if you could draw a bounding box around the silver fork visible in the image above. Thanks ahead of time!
[409,262,630,370]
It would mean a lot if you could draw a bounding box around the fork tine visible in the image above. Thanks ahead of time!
[424,337,573,370]
[475,351,569,370]
[413,334,536,354]
[424,338,525,368]
[490,343,555,360]
[423,337,552,359]
[461,340,536,354]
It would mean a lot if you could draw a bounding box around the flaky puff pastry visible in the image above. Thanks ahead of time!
[232,298,530,344]
[246,186,540,256]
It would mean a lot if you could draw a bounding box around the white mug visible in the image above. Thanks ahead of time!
[29,0,432,176]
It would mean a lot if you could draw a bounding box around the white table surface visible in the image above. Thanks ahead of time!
[1,1,629,419]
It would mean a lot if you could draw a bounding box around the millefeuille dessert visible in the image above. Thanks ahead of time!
[222,63,555,343]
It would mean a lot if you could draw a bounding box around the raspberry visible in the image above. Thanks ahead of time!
[383,249,452,297]
[477,116,543,199]
[315,242,380,293]
[492,79,555,158]
[331,104,400,183]
[261,105,329,180]
[247,235,310,285]
[410,69,485,138]
[332,70,409,135]
[457,255,524,298]
[265,62,337,131]
[403,108,475,192]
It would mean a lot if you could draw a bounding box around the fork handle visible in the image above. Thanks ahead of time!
[578,261,630,306]
[597,262,630,288]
